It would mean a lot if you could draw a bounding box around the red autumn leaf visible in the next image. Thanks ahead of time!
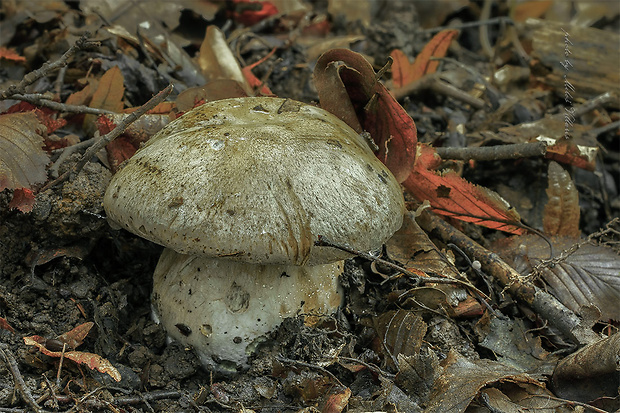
[242,47,277,96]
[390,30,459,88]
[0,317,15,333]
[314,48,417,182]
[107,137,138,172]
[230,0,278,26]
[24,323,121,382]
[8,188,36,213]
[6,102,67,134]
[404,144,526,234]
[0,47,26,62]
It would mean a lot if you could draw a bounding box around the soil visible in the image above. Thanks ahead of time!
[1,1,619,413]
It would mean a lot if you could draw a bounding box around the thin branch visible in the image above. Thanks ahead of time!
[11,93,117,115]
[0,348,43,413]
[40,84,173,191]
[416,210,601,346]
[315,236,462,287]
[0,33,98,100]
[435,141,548,161]
[391,73,486,109]
[415,17,515,36]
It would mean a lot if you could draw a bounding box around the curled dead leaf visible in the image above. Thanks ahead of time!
[314,48,417,182]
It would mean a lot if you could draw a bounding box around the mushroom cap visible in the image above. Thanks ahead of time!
[151,248,343,372]
[104,97,404,265]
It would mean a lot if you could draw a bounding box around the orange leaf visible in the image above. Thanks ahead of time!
[8,188,35,213]
[404,145,525,234]
[230,0,279,26]
[512,0,552,22]
[89,66,125,113]
[390,30,459,88]
[65,78,98,106]
[241,47,277,96]
[314,49,417,182]
[0,47,26,62]
[24,325,121,382]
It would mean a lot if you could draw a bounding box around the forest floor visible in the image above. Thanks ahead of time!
[0,1,619,412]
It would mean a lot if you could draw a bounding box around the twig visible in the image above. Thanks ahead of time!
[435,141,548,161]
[0,33,98,100]
[315,236,458,287]
[49,137,97,178]
[275,356,345,388]
[40,84,173,191]
[391,73,486,109]
[415,17,515,35]
[10,93,117,115]
[572,91,617,118]
[0,348,43,413]
[416,210,601,346]
[585,119,620,139]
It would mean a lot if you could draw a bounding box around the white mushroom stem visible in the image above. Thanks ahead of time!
[151,248,343,373]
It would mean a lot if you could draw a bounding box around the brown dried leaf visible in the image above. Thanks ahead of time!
[89,66,125,113]
[553,333,620,402]
[543,161,580,237]
[0,112,49,191]
[498,235,620,321]
[198,26,252,95]
[321,387,351,413]
[387,211,461,279]
[373,309,427,362]
[56,322,94,349]
[427,350,546,413]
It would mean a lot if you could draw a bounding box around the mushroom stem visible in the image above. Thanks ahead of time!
[151,248,343,373]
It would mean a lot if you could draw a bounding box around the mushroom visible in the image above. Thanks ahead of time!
[103,97,404,371]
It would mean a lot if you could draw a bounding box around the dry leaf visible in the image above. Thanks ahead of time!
[511,0,552,22]
[56,322,94,350]
[543,161,580,237]
[0,317,15,333]
[198,26,252,95]
[427,350,547,413]
[314,48,417,182]
[8,188,36,212]
[390,30,459,88]
[404,145,525,234]
[0,46,26,62]
[498,235,620,321]
[322,387,351,413]
[553,332,620,402]
[84,66,125,133]
[0,112,49,191]
[373,309,427,363]
[23,322,121,382]
[88,66,125,113]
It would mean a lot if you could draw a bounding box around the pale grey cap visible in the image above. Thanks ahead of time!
[103,97,404,265]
